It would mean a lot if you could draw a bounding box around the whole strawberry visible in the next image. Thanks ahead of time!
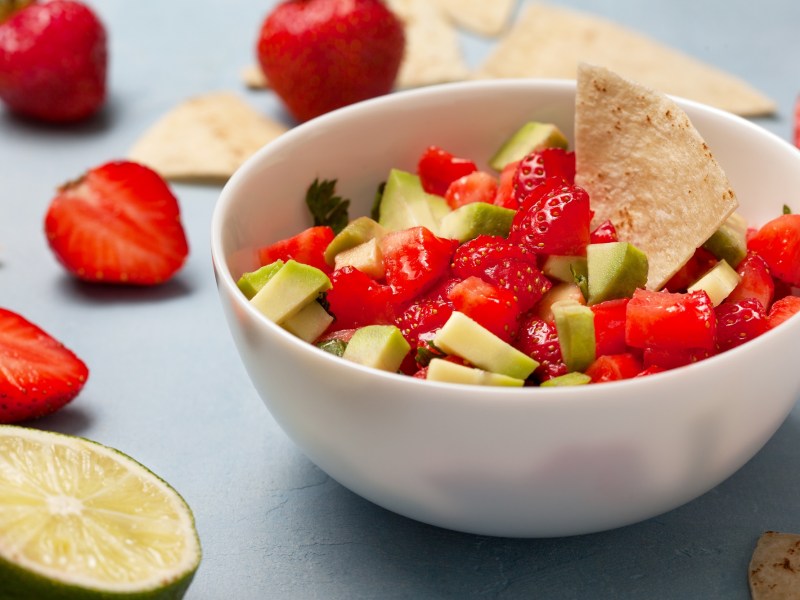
[0,0,107,123]
[256,0,405,122]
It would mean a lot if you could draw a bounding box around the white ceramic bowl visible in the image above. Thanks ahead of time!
[211,80,800,537]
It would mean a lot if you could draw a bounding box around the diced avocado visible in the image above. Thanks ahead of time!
[535,282,586,322]
[377,169,450,234]
[433,311,538,380]
[542,255,588,284]
[341,325,411,372]
[438,202,516,242]
[702,212,748,268]
[249,259,332,324]
[333,237,385,279]
[426,358,525,387]
[281,300,334,343]
[540,372,592,387]
[236,260,285,299]
[323,216,386,266]
[586,242,648,305]
[489,121,569,171]
[687,259,741,306]
[552,299,596,373]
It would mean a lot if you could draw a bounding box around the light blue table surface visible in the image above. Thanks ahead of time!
[1,1,799,598]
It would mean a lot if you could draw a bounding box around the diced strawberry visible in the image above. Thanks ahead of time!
[493,160,520,209]
[642,347,714,370]
[510,182,593,256]
[747,213,800,286]
[636,365,666,377]
[0,308,89,423]
[625,288,716,351]
[725,252,774,309]
[591,298,630,356]
[417,146,478,196]
[589,219,618,244]
[444,171,498,209]
[482,259,552,313]
[715,298,769,353]
[380,226,457,302]
[451,235,537,279]
[258,225,335,273]
[663,247,718,292]
[585,353,643,383]
[44,160,189,285]
[515,314,567,382]
[768,295,800,328]
[512,148,575,204]
[447,276,520,341]
[325,266,395,330]
[395,298,453,351]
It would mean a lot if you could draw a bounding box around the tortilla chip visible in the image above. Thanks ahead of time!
[241,64,268,90]
[128,92,287,183]
[387,0,470,89]
[475,3,776,117]
[435,0,516,37]
[749,531,800,599]
[574,64,738,290]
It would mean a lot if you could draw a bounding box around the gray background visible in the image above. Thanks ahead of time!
[1,1,799,598]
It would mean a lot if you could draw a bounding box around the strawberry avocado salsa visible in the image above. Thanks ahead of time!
[236,122,800,387]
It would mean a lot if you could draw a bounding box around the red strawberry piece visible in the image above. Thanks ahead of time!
[663,247,718,292]
[715,298,769,353]
[625,288,717,351]
[44,161,189,285]
[326,266,395,330]
[444,171,498,209]
[447,276,520,342]
[0,308,88,423]
[641,347,713,371]
[380,226,457,302]
[258,225,335,273]
[417,146,477,197]
[768,295,800,329]
[795,94,800,149]
[747,213,800,286]
[451,235,537,279]
[256,0,405,122]
[589,219,619,244]
[0,0,107,122]
[482,258,552,313]
[493,160,520,209]
[591,298,630,356]
[515,314,567,382]
[511,148,575,204]
[585,353,643,383]
[510,182,593,256]
[725,251,774,309]
[395,298,453,351]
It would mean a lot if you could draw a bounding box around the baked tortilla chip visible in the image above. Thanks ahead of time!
[435,0,515,37]
[749,531,800,599]
[128,92,287,183]
[574,64,738,290]
[475,3,776,117]
[387,0,469,89]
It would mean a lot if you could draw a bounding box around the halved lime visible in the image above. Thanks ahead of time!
[0,425,201,599]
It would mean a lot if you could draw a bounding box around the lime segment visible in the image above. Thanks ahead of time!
[0,425,201,599]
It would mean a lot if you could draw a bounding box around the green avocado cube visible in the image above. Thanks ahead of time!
[586,242,648,305]
[702,212,748,268]
[540,372,592,387]
[552,300,596,373]
[249,260,331,324]
[687,259,741,306]
[377,169,450,234]
[323,216,386,266]
[489,121,569,171]
[281,300,334,343]
[236,260,285,299]
[342,325,411,372]
[426,358,525,387]
[438,202,516,242]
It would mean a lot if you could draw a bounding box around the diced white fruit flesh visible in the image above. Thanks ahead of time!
[426,358,525,387]
[542,255,587,283]
[333,238,385,279]
[433,311,537,380]
[688,259,741,306]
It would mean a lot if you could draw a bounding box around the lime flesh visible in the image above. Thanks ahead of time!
[0,425,201,600]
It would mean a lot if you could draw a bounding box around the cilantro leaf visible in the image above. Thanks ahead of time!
[784,204,793,215]
[305,178,350,234]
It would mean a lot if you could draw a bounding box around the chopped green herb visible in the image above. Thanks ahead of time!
[306,178,350,234]
[371,181,386,222]
[316,338,347,357]
[784,204,793,215]
[415,342,446,368]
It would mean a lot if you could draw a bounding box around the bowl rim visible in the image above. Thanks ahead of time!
[211,77,800,399]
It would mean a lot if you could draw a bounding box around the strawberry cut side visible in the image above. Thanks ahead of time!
[44,161,189,285]
[0,308,89,423]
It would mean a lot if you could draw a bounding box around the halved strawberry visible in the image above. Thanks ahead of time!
[395,298,453,351]
[451,235,537,279]
[44,161,189,285]
[258,225,335,273]
[417,145,477,197]
[715,298,769,353]
[482,258,552,313]
[768,295,800,329]
[380,226,457,302]
[444,171,498,209]
[725,252,774,309]
[511,148,575,204]
[0,308,89,423]
[515,314,567,382]
[747,213,800,286]
[447,276,519,341]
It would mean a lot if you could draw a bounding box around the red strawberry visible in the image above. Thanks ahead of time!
[715,298,769,353]
[482,258,552,313]
[589,219,619,244]
[444,171,498,209]
[510,181,593,256]
[326,266,395,330]
[515,314,567,382]
[395,298,453,350]
[625,289,717,352]
[451,235,536,279]
[417,146,477,197]
[585,353,643,383]
[258,225,335,273]
[0,0,107,122]
[493,160,520,209]
[255,0,405,122]
[725,252,774,309]
[641,347,713,370]
[768,295,800,329]
[512,148,575,203]
[45,161,189,285]
[663,247,717,292]
[447,276,519,341]
[591,298,630,356]
[380,226,457,302]
[0,308,88,423]
[747,213,800,286]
